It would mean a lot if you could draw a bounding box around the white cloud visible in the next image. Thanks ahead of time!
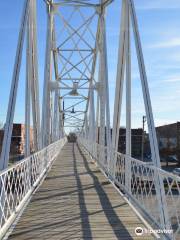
[153,74,180,84]
[148,38,180,49]
[154,118,177,127]
[152,98,180,114]
[136,0,180,10]
[163,77,180,83]
[166,52,180,62]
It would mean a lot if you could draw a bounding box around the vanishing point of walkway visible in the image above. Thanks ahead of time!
[9,143,154,240]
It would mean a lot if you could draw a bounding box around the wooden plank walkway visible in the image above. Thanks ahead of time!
[9,142,154,240]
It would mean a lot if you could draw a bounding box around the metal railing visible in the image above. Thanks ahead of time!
[78,137,180,240]
[0,137,66,238]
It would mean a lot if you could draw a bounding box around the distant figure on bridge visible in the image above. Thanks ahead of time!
[67,133,77,143]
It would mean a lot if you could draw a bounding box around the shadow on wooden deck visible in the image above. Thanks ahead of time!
[8,143,153,240]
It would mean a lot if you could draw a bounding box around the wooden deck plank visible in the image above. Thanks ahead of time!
[8,143,154,240]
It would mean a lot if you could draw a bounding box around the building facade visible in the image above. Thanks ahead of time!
[0,123,34,161]
[118,128,144,158]
[156,122,180,164]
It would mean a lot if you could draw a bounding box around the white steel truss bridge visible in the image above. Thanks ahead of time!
[0,0,180,239]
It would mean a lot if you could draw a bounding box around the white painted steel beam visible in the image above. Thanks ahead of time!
[111,0,170,230]
[27,0,41,153]
[25,9,31,157]
[0,0,29,170]
[128,0,170,230]
[125,0,131,192]
[111,0,126,176]
[41,3,53,147]
[100,7,111,169]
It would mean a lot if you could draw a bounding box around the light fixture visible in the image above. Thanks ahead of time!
[71,107,75,114]
[69,82,79,96]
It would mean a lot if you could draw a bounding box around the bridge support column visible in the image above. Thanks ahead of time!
[101,9,111,172]
[84,114,89,140]
[111,0,126,178]
[128,0,170,230]
[111,0,170,230]
[52,89,59,141]
[25,23,31,157]
[89,86,96,154]
[111,0,131,191]
[0,0,29,170]
[26,0,41,155]
[95,94,100,144]
[42,2,53,148]
[98,26,105,166]
[95,93,100,160]
[98,6,111,168]
[125,0,131,193]
[51,27,63,142]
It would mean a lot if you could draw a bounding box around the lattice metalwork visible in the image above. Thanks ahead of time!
[52,2,98,131]
[78,137,180,239]
[0,138,66,237]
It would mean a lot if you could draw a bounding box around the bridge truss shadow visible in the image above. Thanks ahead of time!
[8,143,146,239]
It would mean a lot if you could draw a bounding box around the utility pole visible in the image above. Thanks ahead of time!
[177,122,180,165]
[141,115,146,161]
[63,100,65,127]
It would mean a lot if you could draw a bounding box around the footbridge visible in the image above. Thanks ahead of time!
[0,0,180,239]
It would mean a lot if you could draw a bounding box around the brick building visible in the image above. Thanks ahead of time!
[97,127,146,159]
[118,128,144,158]
[0,123,34,161]
[156,122,180,164]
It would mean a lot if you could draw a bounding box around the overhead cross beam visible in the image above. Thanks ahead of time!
[49,2,100,134]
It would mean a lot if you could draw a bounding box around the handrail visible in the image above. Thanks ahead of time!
[0,137,67,239]
[78,137,180,240]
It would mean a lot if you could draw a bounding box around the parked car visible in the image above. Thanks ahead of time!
[173,168,180,177]
[160,157,166,162]
[166,155,178,163]
[145,154,151,160]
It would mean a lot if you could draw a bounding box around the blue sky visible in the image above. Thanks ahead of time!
[0,0,180,130]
